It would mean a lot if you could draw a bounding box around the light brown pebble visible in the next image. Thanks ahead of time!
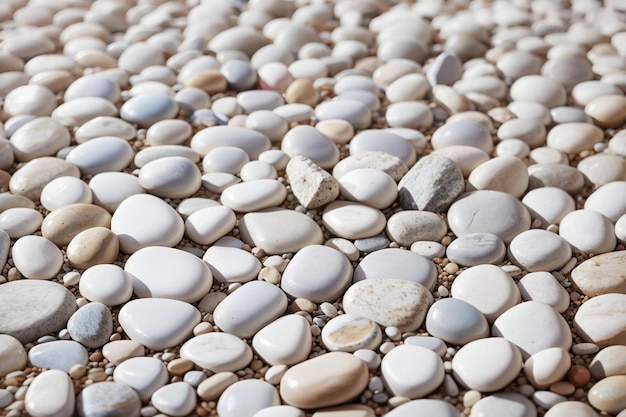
[88,368,107,382]
[69,364,88,379]
[258,266,281,285]
[284,78,319,106]
[41,203,112,246]
[567,365,591,388]
[185,70,228,95]
[588,375,626,414]
[102,340,146,365]
[585,94,626,128]
[550,381,576,396]
[167,358,194,376]
[197,372,238,401]
[0,170,10,187]
[311,404,376,417]
[29,70,75,93]
[290,298,317,313]
[66,227,119,270]
[316,119,355,145]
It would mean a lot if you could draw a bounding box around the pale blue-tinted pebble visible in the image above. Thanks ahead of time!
[426,51,463,86]
[258,150,290,171]
[315,99,371,130]
[221,59,257,91]
[120,93,178,128]
[550,106,591,124]
[273,103,314,123]
[66,136,134,175]
[183,370,208,387]
[202,172,241,194]
[446,233,506,267]
[217,380,280,417]
[425,298,489,346]
[191,109,219,127]
[175,87,211,114]
[4,115,37,137]
[384,128,427,151]
[385,101,433,130]
[134,145,199,168]
[0,207,42,238]
[0,389,13,408]
[431,120,493,154]
[281,125,340,169]
[28,340,88,373]
[138,156,202,199]
[336,90,380,112]
[0,138,14,169]
[64,75,120,102]
[237,90,284,113]
[353,349,382,370]
[354,234,390,253]
[353,248,437,290]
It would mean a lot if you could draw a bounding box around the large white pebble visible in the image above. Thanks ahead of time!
[151,382,196,417]
[139,156,201,199]
[559,209,617,254]
[202,246,261,284]
[508,229,572,272]
[524,347,570,389]
[181,332,252,372]
[281,125,339,169]
[12,235,63,279]
[217,380,280,417]
[79,264,133,306]
[40,176,92,211]
[381,344,444,399]
[322,201,386,239]
[349,130,416,167]
[89,172,145,213]
[220,179,287,213]
[252,315,312,365]
[517,272,570,313]
[353,248,437,290]
[0,208,42,238]
[584,181,626,222]
[468,156,529,198]
[522,187,575,227]
[113,357,168,401]
[66,136,134,175]
[338,168,397,209]
[185,205,236,245]
[25,370,75,417]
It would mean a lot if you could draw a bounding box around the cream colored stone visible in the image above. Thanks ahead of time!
[66,227,119,269]
[42,203,112,247]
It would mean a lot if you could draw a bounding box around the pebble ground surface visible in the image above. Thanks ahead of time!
[0,0,626,417]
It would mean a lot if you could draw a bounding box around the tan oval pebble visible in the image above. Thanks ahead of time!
[167,358,194,376]
[102,340,145,366]
[0,334,27,377]
[546,123,604,154]
[431,85,472,114]
[468,156,529,198]
[312,404,375,417]
[284,78,319,106]
[571,251,626,297]
[9,157,81,201]
[29,70,75,93]
[588,375,626,414]
[549,381,576,396]
[585,94,626,128]
[280,352,368,409]
[316,119,354,145]
[42,203,112,247]
[66,227,119,270]
[197,372,238,401]
[185,70,227,95]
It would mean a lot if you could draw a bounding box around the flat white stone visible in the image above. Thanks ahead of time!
[528,164,585,195]
[468,156,529,198]
[10,156,80,201]
[383,399,460,417]
[281,245,352,303]
[411,241,446,259]
[322,201,386,240]
[0,207,42,238]
[446,233,506,267]
[343,278,433,332]
[180,332,253,372]
[89,172,145,213]
[315,99,371,130]
[51,97,118,127]
[543,401,600,417]
[118,298,200,351]
[281,125,340,169]
[577,154,626,187]
[177,198,221,219]
[386,211,447,247]
[221,179,287,213]
[10,117,71,162]
[40,176,92,211]
[431,120,494,154]
[574,293,626,347]
[134,145,199,168]
[524,347,570,389]
[191,126,271,159]
[240,161,277,181]
[252,315,312,365]
[510,75,567,108]
[590,345,626,380]
[452,337,523,391]
[202,172,241,194]
[4,84,57,117]
[522,187,575,227]
[559,209,617,254]
[349,130,416,167]
[120,93,178,128]
[213,281,288,339]
[517,272,570,313]
[125,246,212,303]
[404,336,448,357]
[447,191,531,244]
[431,146,490,178]
[12,235,63,279]
[508,229,572,272]
[333,151,408,182]
[239,207,324,254]
[66,136,134,175]
[0,335,27,377]
[492,300,573,359]
[321,313,382,353]
[111,194,184,254]
[25,370,75,417]
[146,119,192,146]
[79,264,133,306]
[152,382,197,417]
[381,344,445,399]
[252,405,304,417]
[113,356,168,401]
[217,380,280,417]
[425,298,489,346]
[185,205,236,245]
[202,246,261,283]
[74,116,136,144]
[138,156,201,199]
[385,101,433,130]
[547,123,603,154]
[584,181,626,222]
[470,393,537,417]
[353,248,437,290]
[64,75,120,102]
[28,340,88,373]
[202,146,250,174]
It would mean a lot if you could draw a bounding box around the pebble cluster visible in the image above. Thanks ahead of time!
[0,0,626,416]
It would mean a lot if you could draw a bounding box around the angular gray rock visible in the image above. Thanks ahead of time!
[67,302,113,348]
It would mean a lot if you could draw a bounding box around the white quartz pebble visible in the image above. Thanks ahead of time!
[468,156,529,198]
[79,264,133,306]
[220,179,287,212]
[281,125,339,169]
[522,187,575,227]
[446,233,506,267]
[111,194,184,253]
[252,315,312,365]
[202,146,250,174]
[74,116,136,144]
[386,211,447,247]
[202,246,261,283]
[66,136,134,175]
[218,380,280,417]
[185,205,236,245]
[10,117,71,162]
[381,344,444,399]
[384,399,460,417]
[51,97,118,127]
[25,370,75,417]
[0,207,42,238]
[338,168,397,209]
[524,347,571,389]
[152,382,197,417]
[12,235,63,279]
[322,201,386,240]
[315,99,372,130]
[584,181,626,222]
[281,245,352,303]
[191,126,271,159]
[349,130,417,168]
[517,272,570,313]
[559,209,617,254]
[138,156,202,199]
[353,248,437,290]
[118,298,200,351]
[40,176,92,211]
[508,229,572,272]
[113,357,168,401]
[181,332,252,372]
[89,172,145,213]
[125,246,212,303]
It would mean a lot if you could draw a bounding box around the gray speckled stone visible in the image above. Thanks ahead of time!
[67,302,113,349]
[425,298,489,346]
[354,234,390,253]
[77,382,141,417]
[0,280,77,343]
[446,233,506,267]
[397,154,464,212]
[0,230,9,272]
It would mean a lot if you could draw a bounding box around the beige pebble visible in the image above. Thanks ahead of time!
[290,298,317,313]
[167,358,194,376]
[546,123,604,154]
[185,70,228,95]
[431,85,472,114]
[284,78,319,106]
[315,119,354,145]
[42,203,112,246]
[29,70,75,93]
[102,340,146,366]
[9,157,81,201]
[590,345,626,380]
[588,375,626,414]
[68,364,88,380]
[311,404,376,417]
[197,372,238,401]
[66,227,119,269]
[585,94,626,128]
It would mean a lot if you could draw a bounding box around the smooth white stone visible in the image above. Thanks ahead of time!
[240,161,277,181]
[111,194,184,254]
[202,172,241,194]
[510,75,567,108]
[431,120,494,154]
[237,90,284,113]
[322,201,386,240]
[0,207,42,238]
[246,110,288,142]
[430,146,490,177]
[10,117,71,162]
[321,314,382,353]
[386,211,447,247]
[125,246,212,303]
[281,125,339,169]
[89,172,145,213]
[202,146,250,175]
[617,214,626,244]
[524,347,570,389]
[425,298,489,346]
[577,154,626,187]
[202,246,261,284]
[385,101,433,130]
[528,163,585,195]
[177,198,221,219]
[404,336,447,357]
[180,332,252,372]
[468,156,529,198]
[452,337,523,391]
[508,229,572,272]
[146,119,192,146]
[281,245,352,303]
[343,278,433,332]
[590,345,626,380]
[495,139,531,159]
[446,233,506,266]
[118,298,200,351]
[559,209,617,254]
[349,130,417,167]
[252,405,304,417]
[134,145,199,168]
[543,401,599,417]
[383,399,460,417]
[517,272,570,313]
[470,392,537,417]
[492,300,573,359]
[9,156,80,201]
[12,235,63,279]
[185,205,236,245]
[381,344,444,399]
[214,281,288,339]
[574,293,626,347]
[79,264,133,306]
[67,301,112,348]
[4,84,57,117]
[259,149,290,171]
[66,136,134,175]
[584,181,626,222]
[315,99,372,130]
[333,151,408,182]
[571,251,626,297]
[239,207,324,254]
[40,176,92,211]
[353,248,437,290]
[28,340,88,373]
[411,241,446,259]
[448,191,532,244]
[508,101,551,125]
[522,187,576,227]
[387,73,431,102]
[25,370,75,417]
[118,42,164,74]
[531,391,567,409]
[220,179,287,212]
[152,382,197,417]
[451,264,521,322]
[64,75,120,102]
[191,126,271,159]
[113,356,168,401]
[217,380,280,417]
[139,156,201,199]
[51,97,118,127]
[0,334,27,377]
[252,315,312,365]
[273,103,314,123]
[74,116,136,144]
